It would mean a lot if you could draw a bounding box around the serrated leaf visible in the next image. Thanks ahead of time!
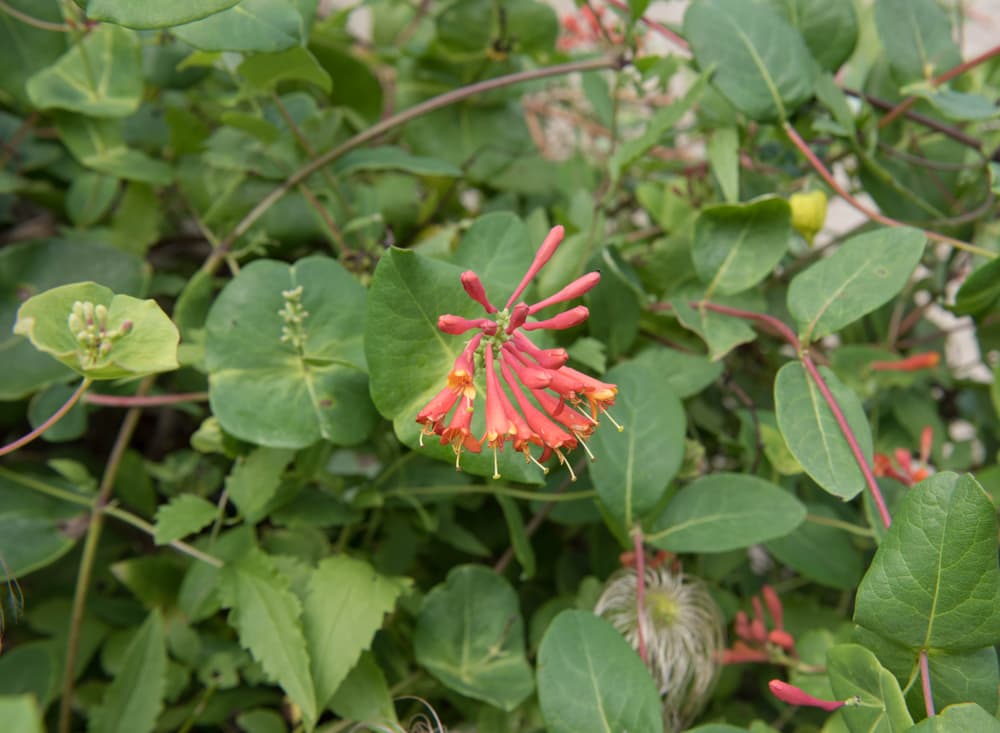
[173,0,303,52]
[14,282,179,380]
[854,473,1000,652]
[83,0,241,28]
[302,556,409,710]
[788,227,926,342]
[644,473,806,552]
[692,195,791,296]
[827,644,913,733]
[26,26,142,118]
[589,360,685,527]
[684,0,817,121]
[414,565,533,711]
[774,361,873,500]
[219,551,317,726]
[153,495,217,545]
[205,256,376,449]
[225,447,295,523]
[88,610,166,733]
[537,610,663,733]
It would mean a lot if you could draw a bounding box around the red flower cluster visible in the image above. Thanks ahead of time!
[873,425,933,487]
[416,225,619,480]
[722,585,796,665]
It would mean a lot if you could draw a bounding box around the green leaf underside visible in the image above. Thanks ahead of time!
[589,360,685,527]
[774,362,873,500]
[788,227,926,343]
[219,551,317,725]
[87,610,166,733]
[684,0,817,122]
[205,256,376,449]
[854,473,1000,652]
[692,195,791,297]
[827,644,914,733]
[537,610,663,733]
[413,565,533,711]
[645,473,806,552]
[303,556,409,711]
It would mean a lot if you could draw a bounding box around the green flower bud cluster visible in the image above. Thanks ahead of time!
[278,286,309,352]
[68,300,132,368]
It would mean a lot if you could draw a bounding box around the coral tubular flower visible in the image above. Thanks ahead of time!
[873,425,934,486]
[870,351,940,372]
[769,680,846,712]
[414,225,619,479]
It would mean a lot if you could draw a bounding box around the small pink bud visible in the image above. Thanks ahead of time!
[522,305,589,331]
[460,271,497,313]
[768,680,845,711]
[528,271,601,314]
[507,303,529,333]
[506,225,566,308]
[119,320,133,334]
[768,629,796,651]
[762,585,784,629]
[438,314,496,335]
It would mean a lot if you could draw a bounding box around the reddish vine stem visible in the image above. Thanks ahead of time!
[879,43,1000,128]
[0,378,91,457]
[632,527,649,664]
[919,650,935,717]
[782,122,996,259]
[84,391,209,407]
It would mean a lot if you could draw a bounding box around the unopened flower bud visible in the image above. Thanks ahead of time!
[789,190,827,245]
[769,680,846,711]
[522,305,589,331]
[68,312,84,333]
[118,320,133,336]
[438,314,496,335]
[460,271,497,313]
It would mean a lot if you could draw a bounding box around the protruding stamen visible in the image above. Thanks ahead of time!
[603,408,624,432]
[554,448,577,481]
[574,432,595,461]
[526,451,550,474]
[492,446,501,480]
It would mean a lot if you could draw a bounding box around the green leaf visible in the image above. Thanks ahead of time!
[333,146,463,177]
[0,239,147,399]
[26,26,142,118]
[88,610,167,733]
[589,360,686,527]
[66,173,118,227]
[585,246,642,360]
[28,383,88,442]
[905,87,999,121]
[953,257,1000,316]
[788,227,925,342]
[683,0,817,121]
[909,703,1000,732]
[239,47,332,92]
[774,362,873,501]
[0,470,84,577]
[631,347,723,398]
[205,256,377,449]
[54,115,173,185]
[309,34,382,122]
[764,0,858,71]
[537,610,663,733]
[225,447,295,523]
[671,298,757,361]
[827,644,914,733]
[173,0,303,52]
[327,652,397,723]
[496,494,536,580]
[874,0,962,83]
[925,647,999,715]
[219,551,317,726]
[692,195,791,297]
[765,505,864,590]
[644,473,806,552]
[452,213,538,296]
[0,695,45,733]
[609,72,708,179]
[0,1,67,108]
[707,126,739,203]
[854,473,1000,652]
[14,282,179,380]
[302,556,409,710]
[413,565,533,711]
[83,0,241,28]
[364,248,542,484]
[153,495,217,545]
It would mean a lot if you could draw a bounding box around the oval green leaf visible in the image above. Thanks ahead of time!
[14,282,179,380]
[910,703,1000,733]
[537,610,663,733]
[827,644,914,732]
[589,360,686,527]
[83,0,241,28]
[774,361,873,500]
[683,0,817,122]
[765,0,858,72]
[788,227,926,343]
[0,469,85,577]
[765,504,864,590]
[692,195,791,297]
[644,473,806,552]
[205,256,376,449]
[414,565,533,711]
[172,0,302,53]
[854,472,1000,652]
[874,0,962,83]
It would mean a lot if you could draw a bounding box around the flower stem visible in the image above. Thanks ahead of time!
[58,377,152,733]
[84,391,209,407]
[782,122,996,260]
[202,54,623,274]
[0,377,91,457]
[919,650,935,717]
[632,527,648,664]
